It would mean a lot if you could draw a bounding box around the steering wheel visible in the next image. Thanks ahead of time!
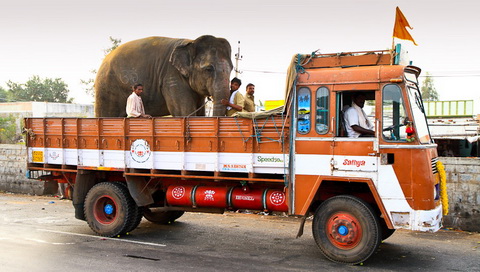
[382,123,405,132]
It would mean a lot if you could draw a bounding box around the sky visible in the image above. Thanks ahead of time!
[1,0,479,109]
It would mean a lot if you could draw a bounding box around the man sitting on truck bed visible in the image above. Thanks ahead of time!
[343,92,375,137]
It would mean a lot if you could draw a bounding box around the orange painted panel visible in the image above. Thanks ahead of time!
[294,174,321,215]
[26,116,289,154]
[332,141,375,156]
[295,140,331,155]
[302,51,392,69]
[380,147,438,210]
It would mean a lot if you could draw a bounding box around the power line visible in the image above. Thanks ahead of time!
[242,69,480,78]
[241,69,286,75]
[419,74,480,78]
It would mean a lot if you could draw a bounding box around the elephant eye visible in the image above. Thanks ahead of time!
[203,65,215,72]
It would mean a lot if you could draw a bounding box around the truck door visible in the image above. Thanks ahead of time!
[332,91,379,178]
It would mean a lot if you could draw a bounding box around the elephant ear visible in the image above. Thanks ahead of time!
[170,42,194,77]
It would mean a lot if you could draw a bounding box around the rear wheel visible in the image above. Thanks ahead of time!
[143,208,184,224]
[84,182,136,237]
[312,195,381,264]
[126,206,144,233]
[116,182,144,233]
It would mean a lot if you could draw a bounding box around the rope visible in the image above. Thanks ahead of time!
[233,117,250,144]
[186,97,212,117]
[295,54,306,74]
[185,97,213,142]
[295,50,319,76]
[252,115,282,143]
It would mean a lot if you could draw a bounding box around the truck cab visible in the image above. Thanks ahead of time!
[288,50,442,262]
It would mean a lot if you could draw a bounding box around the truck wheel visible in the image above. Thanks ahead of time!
[143,208,184,224]
[312,195,381,264]
[116,182,144,233]
[84,182,136,237]
[126,206,144,233]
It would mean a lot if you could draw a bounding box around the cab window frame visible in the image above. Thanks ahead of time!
[382,84,408,142]
[315,86,329,134]
[296,87,312,135]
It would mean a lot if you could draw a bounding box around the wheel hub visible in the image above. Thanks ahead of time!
[327,213,362,249]
[94,195,118,224]
[104,204,114,215]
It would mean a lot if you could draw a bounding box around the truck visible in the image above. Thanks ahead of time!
[24,48,443,264]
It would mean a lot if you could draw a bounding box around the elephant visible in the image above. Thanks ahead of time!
[94,35,233,117]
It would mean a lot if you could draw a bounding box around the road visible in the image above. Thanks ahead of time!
[0,192,479,272]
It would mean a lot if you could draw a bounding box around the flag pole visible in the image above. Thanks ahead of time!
[391,38,395,65]
[390,7,396,65]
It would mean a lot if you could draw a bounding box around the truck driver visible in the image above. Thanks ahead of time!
[343,92,375,137]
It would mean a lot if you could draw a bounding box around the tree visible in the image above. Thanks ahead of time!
[421,72,439,101]
[81,36,122,97]
[7,75,72,103]
[0,86,9,102]
[0,115,17,144]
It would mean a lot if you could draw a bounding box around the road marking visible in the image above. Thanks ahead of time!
[37,229,166,247]
[25,238,48,244]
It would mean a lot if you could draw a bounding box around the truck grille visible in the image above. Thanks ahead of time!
[431,157,438,174]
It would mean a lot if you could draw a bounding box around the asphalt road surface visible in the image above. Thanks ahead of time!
[0,192,479,272]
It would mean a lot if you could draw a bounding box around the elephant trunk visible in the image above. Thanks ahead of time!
[212,100,227,116]
[210,77,230,117]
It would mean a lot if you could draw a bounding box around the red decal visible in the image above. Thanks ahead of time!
[343,159,366,167]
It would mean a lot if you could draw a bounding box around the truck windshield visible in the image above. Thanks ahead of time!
[382,84,408,141]
[405,72,432,144]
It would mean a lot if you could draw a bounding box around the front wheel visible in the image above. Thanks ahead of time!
[312,195,381,264]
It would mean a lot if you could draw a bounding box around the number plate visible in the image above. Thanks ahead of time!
[32,151,44,163]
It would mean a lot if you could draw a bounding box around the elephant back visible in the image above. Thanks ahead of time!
[95,37,191,117]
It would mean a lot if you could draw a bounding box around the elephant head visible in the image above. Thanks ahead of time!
[170,35,233,116]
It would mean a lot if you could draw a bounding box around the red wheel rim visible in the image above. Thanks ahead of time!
[93,195,118,224]
[326,212,362,249]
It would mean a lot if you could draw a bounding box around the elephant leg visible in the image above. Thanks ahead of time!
[163,86,201,116]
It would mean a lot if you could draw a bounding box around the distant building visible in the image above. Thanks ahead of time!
[0,102,94,143]
[425,100,479,157]
[0,101,94,117]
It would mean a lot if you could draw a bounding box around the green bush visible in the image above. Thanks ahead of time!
[0,115,18,144]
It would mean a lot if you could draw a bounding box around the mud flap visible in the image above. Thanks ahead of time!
[125,176,154,207]
[296,210,309,238]
[72,171,96,221]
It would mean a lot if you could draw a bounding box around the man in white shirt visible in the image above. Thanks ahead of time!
[221,77,244,116]
[126,84,152,118]
[343,92,375,137]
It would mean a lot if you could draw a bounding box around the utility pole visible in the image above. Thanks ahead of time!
[234,41,242,77]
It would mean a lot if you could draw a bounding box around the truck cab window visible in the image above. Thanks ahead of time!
[382,84,408,141]
[316,87,329,134]
[297,87,311,134]
[340,91,376,138]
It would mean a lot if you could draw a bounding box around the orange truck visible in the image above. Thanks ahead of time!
[24,48,443,264]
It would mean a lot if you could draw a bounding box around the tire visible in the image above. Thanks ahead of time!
[125,206,144,233]
[84,182,136,237]
[116,182,144,233]
[312,195,381,264]
[143,208,185,224]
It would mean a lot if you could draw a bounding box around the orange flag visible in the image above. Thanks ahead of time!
[393,7,418,45]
